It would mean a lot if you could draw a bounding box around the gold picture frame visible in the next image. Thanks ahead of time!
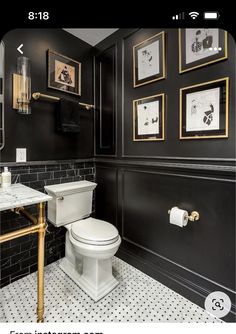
[179,77,229,140]
[48,50,81,96]
[179,29,228,74]
[133,93,165,141]
[133,31,166,87]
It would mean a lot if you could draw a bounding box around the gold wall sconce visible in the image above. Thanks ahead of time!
[13,56,31,114]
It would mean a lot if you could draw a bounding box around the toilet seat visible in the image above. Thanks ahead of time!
[71,217,119,246]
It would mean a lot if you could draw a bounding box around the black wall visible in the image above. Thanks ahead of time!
[94,29,236,321]
[1,29,94,162]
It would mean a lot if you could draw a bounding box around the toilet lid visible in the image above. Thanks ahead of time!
[71,217,119,245]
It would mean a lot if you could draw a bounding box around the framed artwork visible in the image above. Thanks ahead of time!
[179,29,227,73]
[179,77,229,140]
[47,50,81,96]
[133,93,165,141]
[133,31,166,87]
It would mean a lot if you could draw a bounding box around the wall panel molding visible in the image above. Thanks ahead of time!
[95,165,118,227]
[121,29,140,158]
[120,168,235,292]
[95,157,236,175]
[122,237,235,294]
[96,161,236,321]
[121,154,236,162]
[95,44,117,156]
[118,242,236,322]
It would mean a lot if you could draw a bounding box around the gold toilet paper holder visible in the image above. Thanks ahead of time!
[168,209,200,222]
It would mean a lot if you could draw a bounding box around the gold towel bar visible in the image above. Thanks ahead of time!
[32,92,94,110]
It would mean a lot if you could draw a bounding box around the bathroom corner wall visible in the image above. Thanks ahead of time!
[0,159,95,288]
[94,29,236,321]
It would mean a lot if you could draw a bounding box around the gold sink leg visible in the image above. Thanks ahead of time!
[37,202,46,323]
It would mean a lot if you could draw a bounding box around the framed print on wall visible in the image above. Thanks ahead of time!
[180,77,229,140]
[48,50,81,96]
[133,31,166,87]
[133,93,165,141]
[179,29,227,73]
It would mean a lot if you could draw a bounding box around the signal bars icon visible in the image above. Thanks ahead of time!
[172,12,185,20]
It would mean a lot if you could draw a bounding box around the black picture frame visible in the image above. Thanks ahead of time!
[179,29,228,73]
[47,50,81,96]
[133,31,166,87]
[180,78,229,140]
[133,93,165,141]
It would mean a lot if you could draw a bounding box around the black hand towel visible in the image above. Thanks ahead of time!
[56,98,80,133]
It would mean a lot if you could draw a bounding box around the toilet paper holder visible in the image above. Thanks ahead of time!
[168,208,200,222]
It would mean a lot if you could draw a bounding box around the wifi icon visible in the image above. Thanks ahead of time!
[189,11,199,19]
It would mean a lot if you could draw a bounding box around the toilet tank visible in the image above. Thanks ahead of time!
[44,181,97,227]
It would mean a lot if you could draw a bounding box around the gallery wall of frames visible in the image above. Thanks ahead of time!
[94,28,236,322]
[95,28,235,158]
[130,28,233,154]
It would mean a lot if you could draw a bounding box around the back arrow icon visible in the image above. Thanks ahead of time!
[17,44,23,54]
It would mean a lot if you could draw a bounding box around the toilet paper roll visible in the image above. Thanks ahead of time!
[169,207,188,227]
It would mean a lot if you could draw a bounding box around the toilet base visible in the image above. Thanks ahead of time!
[59,257,119,302]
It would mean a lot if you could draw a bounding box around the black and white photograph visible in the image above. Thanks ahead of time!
[133,93,165,141]
[179,29,227,73]
[180,78,229,139]
[133,31,165,87]
[48,49,81,96]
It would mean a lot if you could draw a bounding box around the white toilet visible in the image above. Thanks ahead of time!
[44,181,121,301]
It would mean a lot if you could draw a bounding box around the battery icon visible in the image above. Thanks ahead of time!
[204,12,220,19]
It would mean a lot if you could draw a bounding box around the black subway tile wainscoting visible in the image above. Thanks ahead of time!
[0,27,235,324]
[0,160,95,288]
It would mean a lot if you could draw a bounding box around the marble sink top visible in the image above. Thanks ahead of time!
[0,183,52,212]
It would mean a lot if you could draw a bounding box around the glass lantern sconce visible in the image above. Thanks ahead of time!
[12,56,31,114]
